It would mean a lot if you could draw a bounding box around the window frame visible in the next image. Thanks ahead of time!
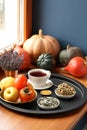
[17,0,32,45]
[23,0,32,42]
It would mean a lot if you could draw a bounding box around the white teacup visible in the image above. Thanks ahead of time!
[28,69,51,88]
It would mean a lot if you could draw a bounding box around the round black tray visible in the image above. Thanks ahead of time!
[0,73,87,115]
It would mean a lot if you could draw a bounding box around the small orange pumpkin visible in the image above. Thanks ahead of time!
[14,46,31,70]
[64,57,87,77]
[23,29,60,63]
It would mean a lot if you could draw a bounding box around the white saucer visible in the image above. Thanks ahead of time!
[28,79,53,90]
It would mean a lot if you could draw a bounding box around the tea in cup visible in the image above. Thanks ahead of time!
[28,69,51,89]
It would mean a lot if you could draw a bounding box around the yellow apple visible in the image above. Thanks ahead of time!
[3,87,19,102]
[0,77,15,90]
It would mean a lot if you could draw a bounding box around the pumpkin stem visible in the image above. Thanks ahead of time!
[58,67,70,74]
[39,29,43,37]
[66,44,71,50]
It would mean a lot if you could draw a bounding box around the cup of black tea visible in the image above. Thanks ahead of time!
[28,69,51,88]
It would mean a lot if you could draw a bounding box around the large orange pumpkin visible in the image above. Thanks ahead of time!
[23,29,60,63]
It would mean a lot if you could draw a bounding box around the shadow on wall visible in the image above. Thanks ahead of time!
[32,0,87,55]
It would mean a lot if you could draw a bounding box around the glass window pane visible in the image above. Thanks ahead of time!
[0,0,23,50]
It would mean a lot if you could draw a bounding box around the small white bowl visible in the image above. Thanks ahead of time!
[55,88,76,99]
[37,96,60,110]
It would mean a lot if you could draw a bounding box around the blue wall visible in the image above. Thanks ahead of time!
[32,0,87,55]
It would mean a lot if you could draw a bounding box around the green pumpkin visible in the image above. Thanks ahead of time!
[58,45,84,67]
[36,53,55,70]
